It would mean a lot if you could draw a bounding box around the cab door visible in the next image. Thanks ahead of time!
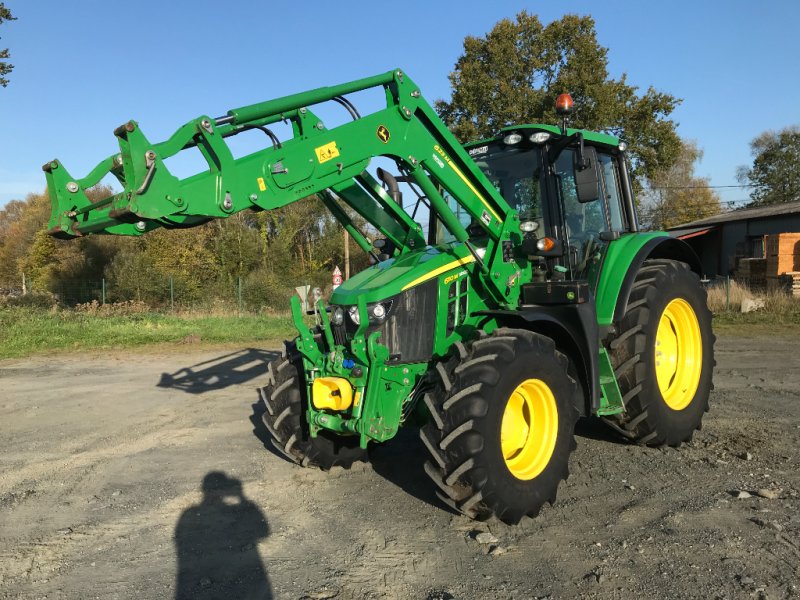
[551,147,628,290]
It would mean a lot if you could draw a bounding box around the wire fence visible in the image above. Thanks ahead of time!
[8,275,318,313]
[704,273,800,312]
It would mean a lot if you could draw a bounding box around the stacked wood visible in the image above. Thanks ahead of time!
[765,233,800,277]
[736,258,767,289]
[776,272,800,297]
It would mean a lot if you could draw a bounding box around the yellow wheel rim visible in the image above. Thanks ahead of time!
[655,298,703,411]
[500,379,558,480]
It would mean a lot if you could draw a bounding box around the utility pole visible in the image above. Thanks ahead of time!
[344,229,350,280]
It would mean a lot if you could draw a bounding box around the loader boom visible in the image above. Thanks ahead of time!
[44,69,524,304]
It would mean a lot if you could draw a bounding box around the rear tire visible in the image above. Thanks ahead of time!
[608,259,715,446]
[420,329,579,524]
[259,342,367,470]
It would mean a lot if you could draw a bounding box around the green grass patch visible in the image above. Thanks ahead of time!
[3,305,797,360]
[0,307,296,359]
[712,311,800,337]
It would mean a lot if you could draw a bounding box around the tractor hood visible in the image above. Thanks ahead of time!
[330,244,476,305]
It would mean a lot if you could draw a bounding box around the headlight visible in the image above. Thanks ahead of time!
[331,307,344,326]
[370,302,387,320]
[529,132,551,144]
[503,133,522,145]
[343,301,392,326]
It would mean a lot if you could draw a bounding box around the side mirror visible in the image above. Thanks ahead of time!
[574,146,600,203]
[373,238,396,261]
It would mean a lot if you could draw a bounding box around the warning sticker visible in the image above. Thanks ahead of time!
[315,141,340,164]
[481,210,492,226]
[376,125,390,143]
[257,177,267,192]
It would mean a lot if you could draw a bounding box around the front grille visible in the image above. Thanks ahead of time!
[333,322,347,346]
[330,280,438,364]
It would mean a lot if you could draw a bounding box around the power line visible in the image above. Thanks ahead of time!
[649,183,763,190]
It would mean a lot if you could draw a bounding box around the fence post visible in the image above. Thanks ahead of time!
[170,277,174,311]
[725,276,730,311]
[101,278,106,305]
[237,277,243,313]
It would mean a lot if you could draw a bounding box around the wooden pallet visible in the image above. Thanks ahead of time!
[768,272,800,297]
[765,233,800,277]
[765,233,800,256]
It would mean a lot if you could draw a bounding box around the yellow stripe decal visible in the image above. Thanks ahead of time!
[401,255,476,291]
[434,145,501,222]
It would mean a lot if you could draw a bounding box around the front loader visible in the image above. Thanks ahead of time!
[45,69,714,524]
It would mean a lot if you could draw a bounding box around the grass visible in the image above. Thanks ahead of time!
[0,306,296,360]
[3,282,800,359]
[706,279,800,335]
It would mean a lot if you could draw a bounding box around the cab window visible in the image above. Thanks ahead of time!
[437,144,545,244]
[598,153,626,231]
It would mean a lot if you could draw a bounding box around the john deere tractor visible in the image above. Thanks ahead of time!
[45,69,714,524]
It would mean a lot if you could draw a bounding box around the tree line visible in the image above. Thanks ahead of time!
[0,188,369,309]
[2,11,796,307]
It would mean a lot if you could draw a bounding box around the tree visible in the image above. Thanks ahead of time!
[436,13,682,185]
[639,140,722,230]
[0,186,125,292]
[737,126,800,206]
[0,3,15,88]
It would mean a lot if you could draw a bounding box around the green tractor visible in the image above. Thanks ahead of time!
[45,69,714,524]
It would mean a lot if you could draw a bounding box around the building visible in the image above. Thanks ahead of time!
[667,201,800,277]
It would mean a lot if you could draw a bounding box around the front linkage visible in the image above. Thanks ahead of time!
[290,296,427,449]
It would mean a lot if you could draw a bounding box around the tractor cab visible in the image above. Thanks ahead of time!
[462,115,635,290]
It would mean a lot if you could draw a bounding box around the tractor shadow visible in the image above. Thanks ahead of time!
[369,428,460,516]
[249,399,294,462]
[574,416,632,445]
[157,348,278,395]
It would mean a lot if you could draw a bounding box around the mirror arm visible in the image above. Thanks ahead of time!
[576,133,588,169]
[547,132,586,168]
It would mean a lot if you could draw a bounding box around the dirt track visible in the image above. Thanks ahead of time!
[1,333,799,600]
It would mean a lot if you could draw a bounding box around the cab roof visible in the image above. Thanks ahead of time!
[465,124,620,149]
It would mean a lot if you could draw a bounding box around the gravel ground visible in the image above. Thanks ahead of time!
[1,333,798,599]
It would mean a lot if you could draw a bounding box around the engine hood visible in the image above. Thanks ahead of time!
[330,244,476,305]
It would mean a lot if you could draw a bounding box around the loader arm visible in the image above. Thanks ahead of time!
[45,69,521,304]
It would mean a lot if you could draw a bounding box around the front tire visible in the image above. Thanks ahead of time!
[259,342,367,470]
[420,329,579,524]
[609,259,715,446]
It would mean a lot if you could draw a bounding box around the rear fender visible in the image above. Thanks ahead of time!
[596,233,701,328]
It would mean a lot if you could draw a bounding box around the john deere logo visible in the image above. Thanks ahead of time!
[376,125,390,143]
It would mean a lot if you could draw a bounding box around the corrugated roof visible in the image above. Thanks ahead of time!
[667,200,800,229]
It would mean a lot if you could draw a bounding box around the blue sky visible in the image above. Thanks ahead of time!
[1,0,799,209]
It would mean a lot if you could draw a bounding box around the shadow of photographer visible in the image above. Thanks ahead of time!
[175,471,272,600]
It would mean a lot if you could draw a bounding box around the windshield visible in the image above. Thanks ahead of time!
[469,143,544,218]
[436,142,545,245]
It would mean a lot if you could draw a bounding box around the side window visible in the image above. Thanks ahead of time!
[598,153,626,231]
[554,149,605,241]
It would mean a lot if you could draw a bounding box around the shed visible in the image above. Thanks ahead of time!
[666,201,800,277]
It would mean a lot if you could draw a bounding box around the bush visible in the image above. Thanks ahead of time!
[73,299,150,316]
[0,290,58,309]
